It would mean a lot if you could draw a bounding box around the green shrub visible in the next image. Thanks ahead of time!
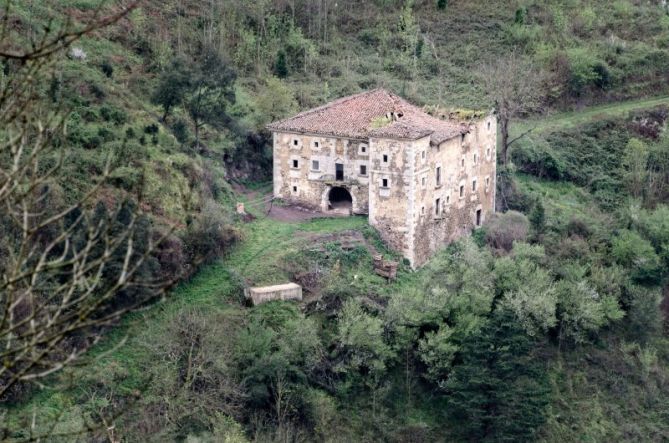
[611,230,662,284]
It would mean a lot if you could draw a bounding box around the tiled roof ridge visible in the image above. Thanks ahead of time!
[267,88,389,129]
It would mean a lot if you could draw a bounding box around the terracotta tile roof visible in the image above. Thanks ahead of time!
[266,88,471,145]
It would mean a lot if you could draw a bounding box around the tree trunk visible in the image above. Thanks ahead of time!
[500,116,509,166]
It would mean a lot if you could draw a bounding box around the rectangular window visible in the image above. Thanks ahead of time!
[361,145,367,153]
[460,185,464,198]
[472,179,477,191]
[293,186,297,192]
[485,176,490,189]
[314,141,319,148]
[421,206,425,215]
[422,177,426,187]
[382,178,389,188]
[435,198,441,215]
[292,159,299,168]
[476,209,482,226]
[436,166,441,186]
[360,165,367,175]
[293,139,299,146]
[421,150,426,160]
[461,158,465,168]
[383,154,388,163]
[312,160,319,170]
[474,153,478,165]
[446,195,450,204]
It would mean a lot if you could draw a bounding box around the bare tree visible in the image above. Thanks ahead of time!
[480,52,545,166]
[0,0,178,406]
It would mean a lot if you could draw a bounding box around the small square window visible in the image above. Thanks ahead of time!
[472,180,477,191]
[435,198,441,215]
[292,186,297,192]
[314,141,319,148]
[293,139,299,146]
[383,154,389,163]
[460,185,464,198]
[361,145,367,153]
[382,178,389,188]
[292,159,299,168]
[360,165,367,175]
[312,160,319,170]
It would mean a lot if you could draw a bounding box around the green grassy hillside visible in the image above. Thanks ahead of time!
[3,0,669,441]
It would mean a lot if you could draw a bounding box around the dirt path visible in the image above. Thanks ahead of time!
[514,95,669,136]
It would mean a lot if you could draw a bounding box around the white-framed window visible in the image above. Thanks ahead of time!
[381,178,389,188]
[311,140,321,150]
[360,164,367,176]
[421,206,425,215]
[292,159,299,169]
[291,138,301,149]
[459,184,465,198]
[472,179,477,192]
[421,176,427,188]
[292,185,298,193]
[382,154,389,164]
[473,153,478,165]
[485,176,490,191]
[312,160,320,171]
[359,144,368,155]
[436,166,442,187]
[435,198,441,215]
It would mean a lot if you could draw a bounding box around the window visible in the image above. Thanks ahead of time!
[486,147,491,159]
[292,159,299,168]
[487,121,491,130]
[361,145,367,153]
[421,150,426,160]
[421,206,425,215]
[460,185,464,198]
[485,176,490,190]
[473,153,478,165]
[476,209,482,226]
[436,166,441,186]
[292,186,297,192]
[461,158,465,168]
[293,139,299,146]
[360,164,367,175]
[435,198,441,215]
[383,154,389,163]
[461,134,465,142]
[446,195,450,204]
[472,179,477,191]
[382,178,389,188]
[312,160,319,170]
[422,176,426,187]
[314,141,319,148]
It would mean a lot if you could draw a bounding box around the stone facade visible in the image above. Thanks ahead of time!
[268,89,497,267]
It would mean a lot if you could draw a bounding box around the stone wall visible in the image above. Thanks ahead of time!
[272,131,370,213]
[410,115,497,266]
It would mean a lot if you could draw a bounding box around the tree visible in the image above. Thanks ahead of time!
[479,52,545,166]
[0,0,175,424]
[274,49,289,78]
[184,48,237,151]
[445,309,551,442]
[152,57,192,121]
[621,138,649,199]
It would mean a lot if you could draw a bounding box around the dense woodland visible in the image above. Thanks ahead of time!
[2,0,669,441]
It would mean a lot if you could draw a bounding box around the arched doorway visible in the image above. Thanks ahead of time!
[328,187,352,213]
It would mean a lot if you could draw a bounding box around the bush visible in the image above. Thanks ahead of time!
[182,200,238,267]
[485,211,530,252]
[611,230,662,284]
[99,105,128,125]
[171,118,191,144]
[100,60,114,78]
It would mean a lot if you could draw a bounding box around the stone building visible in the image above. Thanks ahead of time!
[267,89,496,267]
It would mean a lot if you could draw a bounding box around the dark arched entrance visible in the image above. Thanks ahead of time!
[328,187,352,212]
